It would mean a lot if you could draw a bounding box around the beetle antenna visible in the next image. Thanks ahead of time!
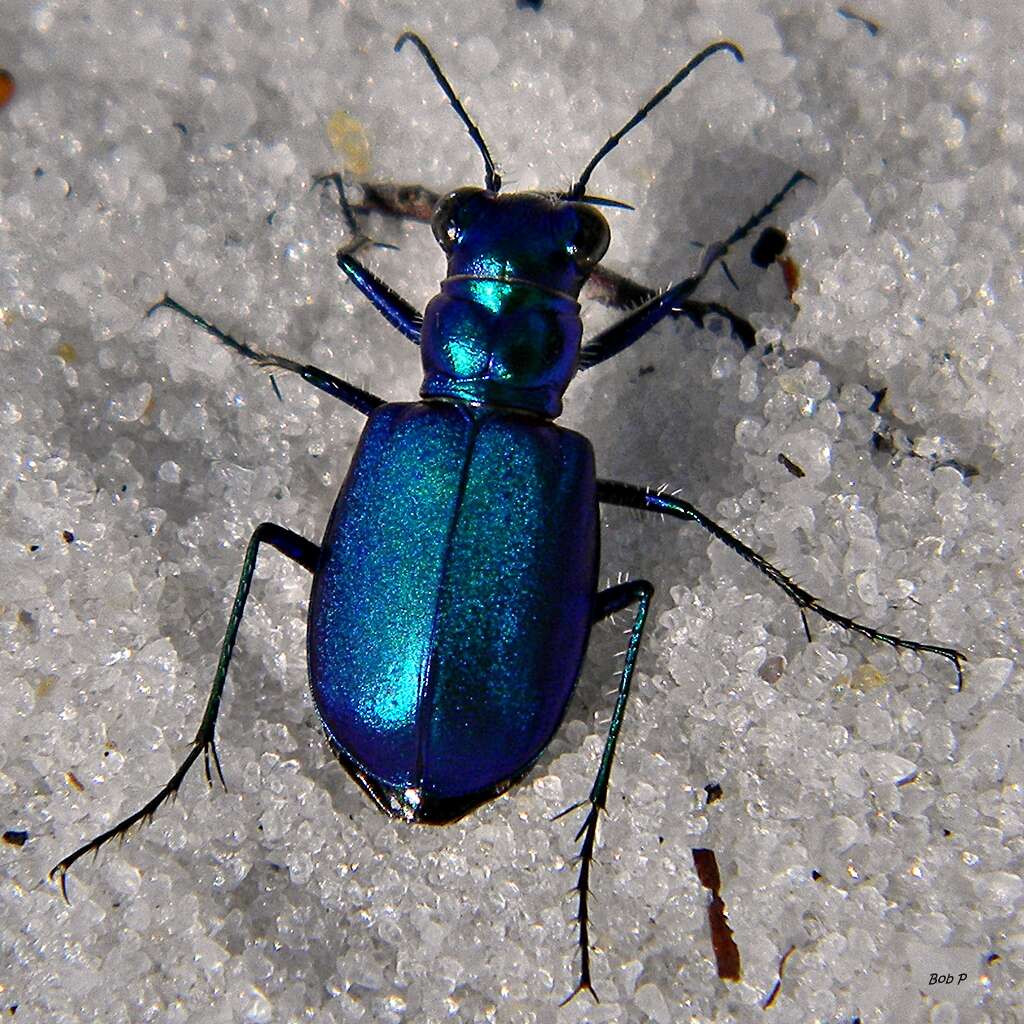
[396,32,502,193]
[568,41,744,200]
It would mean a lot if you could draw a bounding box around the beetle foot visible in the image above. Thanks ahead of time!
[551,797,587,823]
[313,172,400,253]
[49,736,211,902]
[560,972,600,1006]
[557,800,604,1003]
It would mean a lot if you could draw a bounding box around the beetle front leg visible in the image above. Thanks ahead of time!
[310,175,427,344]
[597,479,967,688]
[50,524,320,900]
[578,171,810,369]
[335,251,424,343]
[313,173,440,228]
[585,264,758,349]
[558,578,653,1004]
[319,175,759,348]
[146,296,384,415]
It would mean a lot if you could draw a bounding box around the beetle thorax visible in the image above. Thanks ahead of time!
[418,189,610,418]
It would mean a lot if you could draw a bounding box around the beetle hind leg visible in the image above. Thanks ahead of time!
[558,578,653,1004]
[50,523,319,900]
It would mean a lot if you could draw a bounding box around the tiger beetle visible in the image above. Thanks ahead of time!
[52,33,966,1002]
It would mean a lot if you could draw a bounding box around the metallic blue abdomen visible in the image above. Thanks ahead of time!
[308,401,597,819]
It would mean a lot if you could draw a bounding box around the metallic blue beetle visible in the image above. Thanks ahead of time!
[53,34,964,1000]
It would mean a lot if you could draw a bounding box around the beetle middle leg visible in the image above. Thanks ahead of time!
[558,578,653,1003]
[50,523,320,899]
[54,295,387,895]
[146,295,386,414]
[597,479,967,687]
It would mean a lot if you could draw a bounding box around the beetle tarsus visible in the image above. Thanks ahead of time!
[313,172,401,253]
[51,524,320,898]
[203,735,227,791]
[561,802,602,1004]
[49,735,211,900]
[551,797,587,823]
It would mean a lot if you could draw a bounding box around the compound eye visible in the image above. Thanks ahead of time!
[565,206,610,269]
[431,187,487,251]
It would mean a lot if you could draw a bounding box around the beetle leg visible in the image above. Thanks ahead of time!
[577,264,718,369]
[50,523,320,901]
[335,251,424,343]
[578,171,810,369]
[313,174,440,227]
[559,578,653,1004]
[585,264,758,349]
[309,176,426,343]
[596,479,967,688]
[146,295,385,415]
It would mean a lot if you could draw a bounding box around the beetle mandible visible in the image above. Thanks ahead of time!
[52,33,966,1001]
